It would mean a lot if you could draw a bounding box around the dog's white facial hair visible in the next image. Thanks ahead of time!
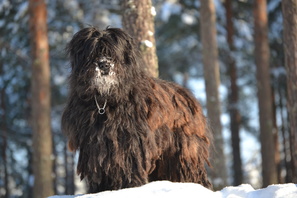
[91,57,118,95]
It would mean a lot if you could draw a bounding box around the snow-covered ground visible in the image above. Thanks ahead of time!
[49,181,297,198]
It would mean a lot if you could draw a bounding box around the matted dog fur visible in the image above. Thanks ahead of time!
[62,27,212,192]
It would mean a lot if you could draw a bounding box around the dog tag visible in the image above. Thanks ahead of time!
[98,108,105,114]
[95,95,107,115]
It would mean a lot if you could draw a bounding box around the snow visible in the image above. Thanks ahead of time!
[49,181,297,198]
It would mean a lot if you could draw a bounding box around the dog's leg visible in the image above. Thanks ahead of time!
[174,130,212,189]
[149,129,212,189]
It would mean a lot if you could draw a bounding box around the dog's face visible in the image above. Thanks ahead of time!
[66,27,141,97]
[91,56,118,95]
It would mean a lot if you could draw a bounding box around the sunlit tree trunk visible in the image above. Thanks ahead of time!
[282,0,297,183]
[224,0,243,186]
[253,0,277,187]
[29,0,54,197]
[200,0,227,188]
[121,0,158,77]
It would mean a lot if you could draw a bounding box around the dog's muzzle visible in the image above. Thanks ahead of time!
[95,57,114,76]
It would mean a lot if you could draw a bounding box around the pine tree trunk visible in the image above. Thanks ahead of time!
[29,0,54,197]
[271,88,281,183]
[27,149,34,197]
[253,0,277,187]
[121,0,158,77]
[0,64,9,198]
[224,0,243,186]
[200,0,227,188]
[282,0,297,183]
[278,86,292,182]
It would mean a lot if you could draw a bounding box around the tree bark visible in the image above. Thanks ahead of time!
[200,0,227,188]
[271,88,281,183]
[282,0,297,183]
[277,83,293,183]
[224,0,243,186]
[121,0,158,77]
[253,0,278,187]
[29,0,54,197]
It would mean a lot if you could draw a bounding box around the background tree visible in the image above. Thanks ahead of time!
[0,61,9,198]
[200,0,227,188]
[29,0,54,197]
[224,0,243,186]
[121,0,159,77]
[253,0,277,187]
[282,0,297,183]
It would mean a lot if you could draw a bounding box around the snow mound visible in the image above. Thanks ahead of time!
[49,181,297,198]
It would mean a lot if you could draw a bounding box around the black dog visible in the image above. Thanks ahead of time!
[62,27,212,192]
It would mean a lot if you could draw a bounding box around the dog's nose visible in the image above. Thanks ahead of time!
[99,62,110,71]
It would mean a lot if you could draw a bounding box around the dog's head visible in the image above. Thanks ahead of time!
[66,27,142,98]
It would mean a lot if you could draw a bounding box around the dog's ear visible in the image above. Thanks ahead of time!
[121,31,144,69]
[123,35,139,66]
[66,27,100,71]
[104,28,141,67]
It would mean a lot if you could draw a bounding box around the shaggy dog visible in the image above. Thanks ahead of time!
[62,27,212,192]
